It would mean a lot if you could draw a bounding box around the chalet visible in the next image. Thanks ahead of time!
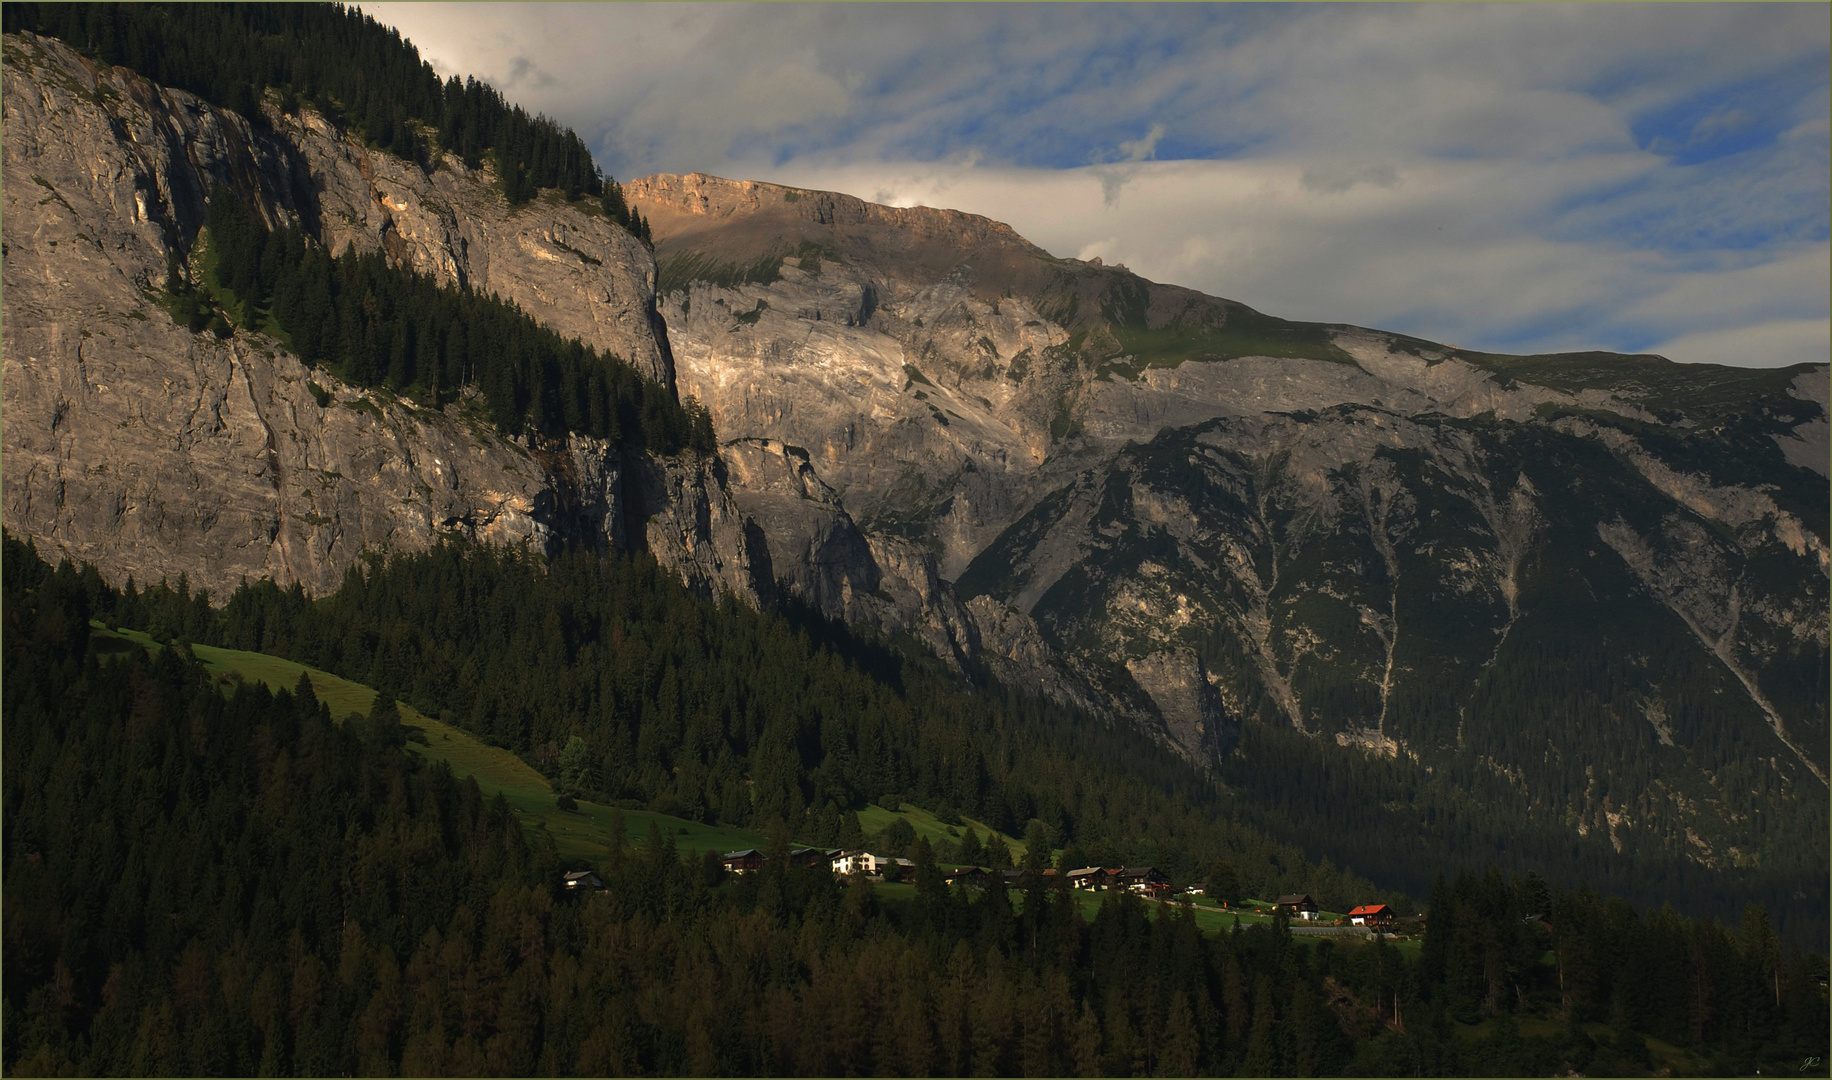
[1348,904,1394,931]
[788,846,830,867]
[1118,867,1171,898]
[944,867,992,888]
[1067,867,1108,890]
[561,870,604,891]
[721,848,764,874]
[1274,893,1320,920]
[831,851,913,878]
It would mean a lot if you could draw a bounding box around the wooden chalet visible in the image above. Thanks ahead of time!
[561,870,604,891]
[1067,867,1108,890]
[1348,903,1394,931]
[721,848,764,874]
[788,846,831,867]
[1273,893,1320,920]
[945,867,992,888]
[1118,867,1171,898]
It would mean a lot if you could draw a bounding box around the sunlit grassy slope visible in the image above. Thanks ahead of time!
[90,626,1413,942]
[94,626,768,861]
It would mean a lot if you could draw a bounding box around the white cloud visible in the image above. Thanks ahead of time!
[1647,318,1831,369]
[358,2,1829,369]
[761,154,1828,366]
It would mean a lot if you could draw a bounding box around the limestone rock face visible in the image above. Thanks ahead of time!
[282,110,674,389]
[631,169,1830,877]
[1,33,749,601]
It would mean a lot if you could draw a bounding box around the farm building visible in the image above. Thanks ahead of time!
[721,849,764,874]
[1348,904,1394,930]
[1118,867,1171,898]
[561,870,603,891]
[788,846,832,867]
[831,851,913,877]
[1274,893,1320,920]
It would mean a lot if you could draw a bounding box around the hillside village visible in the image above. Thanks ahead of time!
[556,843,1418,939]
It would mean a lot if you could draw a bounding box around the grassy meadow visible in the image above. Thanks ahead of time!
[89,625,1424,944]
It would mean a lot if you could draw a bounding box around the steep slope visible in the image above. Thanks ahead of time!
[630,171,1829,892]
[2,33,761,601]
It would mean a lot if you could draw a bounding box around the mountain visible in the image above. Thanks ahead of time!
[4,24,1826,937]
[630,171,1829,913]
[2,31,762,603]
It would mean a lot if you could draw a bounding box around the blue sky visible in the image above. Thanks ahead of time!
[366,2,1829,369]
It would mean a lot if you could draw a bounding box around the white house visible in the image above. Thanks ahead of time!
[831,851,913,877]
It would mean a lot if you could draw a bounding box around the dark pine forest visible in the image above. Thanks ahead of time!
[5,538,1828,1077]
[185,186,712,451]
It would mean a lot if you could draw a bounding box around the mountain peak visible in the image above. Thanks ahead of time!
[629,171,1032,248]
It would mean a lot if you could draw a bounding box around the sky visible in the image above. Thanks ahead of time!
[363,2,1830,369]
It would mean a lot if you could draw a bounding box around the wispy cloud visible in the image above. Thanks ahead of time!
[361,2,1829,369]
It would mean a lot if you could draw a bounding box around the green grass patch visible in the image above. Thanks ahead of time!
[656,250,785,295]
[92,627,776,863]
[1099,314,1359,380]
[1415,342,1813,420]
[856,801,1030,861]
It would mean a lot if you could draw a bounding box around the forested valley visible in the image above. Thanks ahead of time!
[3,4,1826,1075]
[6,539,1827,1077]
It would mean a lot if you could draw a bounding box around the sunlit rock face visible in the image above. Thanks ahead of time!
[633,170,1829,872]
[3,33,760,603]
[6,18,1826,880]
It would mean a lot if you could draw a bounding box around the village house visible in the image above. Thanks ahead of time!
[721,848,764,874]
[1274,893,1320,920]
[1348,903,1394,931]
[788,846,832,867]
[1067,867,1108,890]
[830,850,913,878]
[561,870,603,891]
[1118,867,1171,898]
[944,867,992,889]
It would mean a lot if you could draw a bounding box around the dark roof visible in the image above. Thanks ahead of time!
[721,848,763,859]
[1274,893,1317,906]
[562,870,600,882]
[1119,866,1164,878]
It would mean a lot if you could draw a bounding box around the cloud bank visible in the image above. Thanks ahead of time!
[364,2,1829,368]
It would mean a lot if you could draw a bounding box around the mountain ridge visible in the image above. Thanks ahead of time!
[4,31,1825,938]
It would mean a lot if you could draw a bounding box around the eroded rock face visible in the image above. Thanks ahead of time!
[631,169,1830,875]
[283,110,674,389]
[1,34,748,601]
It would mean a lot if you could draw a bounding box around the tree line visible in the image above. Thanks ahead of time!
[183,185,711,452]
[6,539,1826,1076]
[28,533,1392,914]
[3,1,652,232]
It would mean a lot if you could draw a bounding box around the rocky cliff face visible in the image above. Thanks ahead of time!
[2,33,757,602]
[7,29,1826,889]
[631,170,1830,871]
